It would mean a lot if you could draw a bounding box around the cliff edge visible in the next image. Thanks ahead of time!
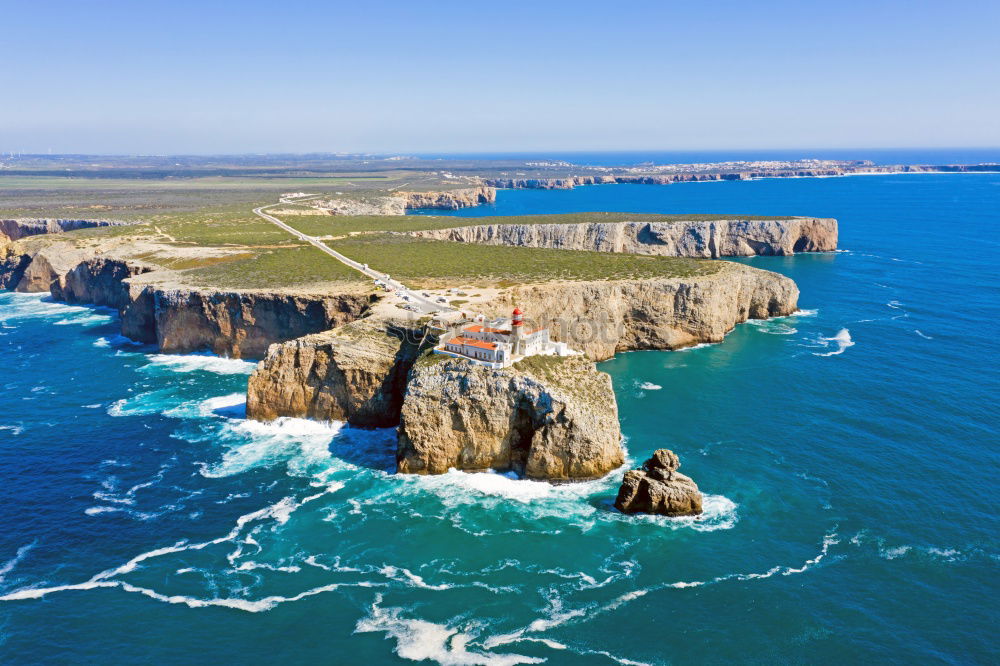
[246,317,426,427]
[397,355,624,481]
[413,216,837,258]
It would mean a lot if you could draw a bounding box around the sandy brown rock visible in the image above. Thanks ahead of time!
[614,449,703,516]
[413,217,837,257]
[313,187,496,216]
[397,355,623,480]
[0,240,31,290]
[52,257,155,309]
[247,317,426,426]
[13,243,89,293]
[484,262,798,361]
[0,218,134,243]
[398,187,496,210]
[120,286,375,358]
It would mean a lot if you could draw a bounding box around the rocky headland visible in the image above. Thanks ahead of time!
[413,216,838,258]
[486,263,798,361]
[1,211,801,484]
[397,355,623,480]
[2,242,375,358]
[614,449,703,516]
[247,317,426,427]
[311,187,496,215]
[482,163,1000,190]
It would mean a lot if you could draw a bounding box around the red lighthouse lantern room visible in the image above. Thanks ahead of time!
[512,307,524,327]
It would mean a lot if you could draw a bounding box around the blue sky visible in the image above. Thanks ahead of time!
[2,0,998,154]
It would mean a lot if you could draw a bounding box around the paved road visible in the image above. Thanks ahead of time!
[252,201,448,315]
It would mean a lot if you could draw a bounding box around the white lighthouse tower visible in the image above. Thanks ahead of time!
[511,307,524,356]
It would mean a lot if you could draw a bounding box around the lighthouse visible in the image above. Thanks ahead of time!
[511,307,524,355]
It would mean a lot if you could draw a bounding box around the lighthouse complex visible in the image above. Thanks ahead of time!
[432,307,575,368]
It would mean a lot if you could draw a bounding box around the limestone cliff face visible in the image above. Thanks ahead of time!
[397,356,624,480]
[312,187,497,216]
[119,286,374,358]
[488,263,798,361]
[0,245,374,358]
[0,240,31,290]
[413,217,837,257]
[0,218,134,242]
[52,257,154,309]
[246,317,425,427]
[11,243,89,293]
[399,187,496,210]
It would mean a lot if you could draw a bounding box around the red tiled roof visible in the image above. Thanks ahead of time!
[447,336,498,351]
[463,325,510,334]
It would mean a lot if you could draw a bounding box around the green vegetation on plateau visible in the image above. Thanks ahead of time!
[177,245,364,289]
[328,234,721,287]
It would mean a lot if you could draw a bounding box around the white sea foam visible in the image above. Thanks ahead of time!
[94,334,143,349]
[0,425,24,436]
[914,329,933,340]
[636,381,662,391]
[199,417,344,478]
[487,533,840,650]
[142,353,257,376]
[813,329,854,356]
[0,542,36,583]
[879,545,912,560]
[355,595,544,666]
[676,342,715,352]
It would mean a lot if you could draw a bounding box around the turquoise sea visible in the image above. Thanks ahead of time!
[1,174,998,664]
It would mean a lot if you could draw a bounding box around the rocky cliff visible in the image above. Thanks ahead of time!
[413,217,837,257]
[52,256,155,309]
[0,218,134,242]
[119,284,374,357]
[246,317,426,426]
[399,186,496,210]
[312,187,497,215]
[0,239,31,290]
[397,355,624,480]
[482,263,798,361]
[0,245,376,358]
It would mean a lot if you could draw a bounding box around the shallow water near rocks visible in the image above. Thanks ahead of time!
[2,174,998,664]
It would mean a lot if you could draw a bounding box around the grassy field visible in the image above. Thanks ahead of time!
[328,234,721,287]
[176,245,365,289]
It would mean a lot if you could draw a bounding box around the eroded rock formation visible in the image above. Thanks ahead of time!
[0,218,134,242]
[614,449,703,516]
[486,263,798,361]
[397,355,623,480]
[247,317,426,426]
[413,217,837,257]
[312,187,497,215]
[118,285,374,357]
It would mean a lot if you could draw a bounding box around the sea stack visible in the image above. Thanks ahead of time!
[614,449,703,516]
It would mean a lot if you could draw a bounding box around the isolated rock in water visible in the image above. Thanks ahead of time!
[614,449,703,516]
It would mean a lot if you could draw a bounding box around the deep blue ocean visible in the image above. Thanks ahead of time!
[2,173,998,664]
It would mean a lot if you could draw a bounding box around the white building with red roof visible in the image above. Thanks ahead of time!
[434,307,572,368]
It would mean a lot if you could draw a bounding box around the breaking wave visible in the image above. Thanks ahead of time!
[142,353,257,376]
[813,329,855,356]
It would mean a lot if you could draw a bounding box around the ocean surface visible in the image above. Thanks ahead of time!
[2,174,998,664]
